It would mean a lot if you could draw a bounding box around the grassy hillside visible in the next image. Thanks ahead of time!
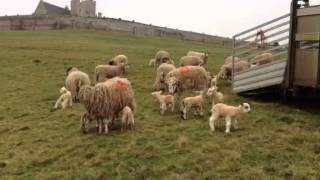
[0,30,319,179]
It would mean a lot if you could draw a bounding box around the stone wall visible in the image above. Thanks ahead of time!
[0,15,232,45]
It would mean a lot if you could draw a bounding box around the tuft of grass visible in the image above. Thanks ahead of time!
[0,30,320,179]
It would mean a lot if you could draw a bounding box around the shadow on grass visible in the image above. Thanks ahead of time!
[240,87,320,116]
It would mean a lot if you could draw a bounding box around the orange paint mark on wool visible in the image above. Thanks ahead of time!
[179,67,190,75]
[114,80,128,90]
[164,95,173,102]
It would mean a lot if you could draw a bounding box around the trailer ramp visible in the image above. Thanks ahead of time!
[232,14,290,93]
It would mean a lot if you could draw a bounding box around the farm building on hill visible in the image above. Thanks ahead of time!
[33,0,96,17]
[34,0,71,16]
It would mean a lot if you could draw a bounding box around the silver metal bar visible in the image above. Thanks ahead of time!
[235,36,289,50]
[234,13,290,38]
[235,29,289,56]
[235,20,290,48]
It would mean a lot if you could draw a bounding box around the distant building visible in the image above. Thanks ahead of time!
[71,0,96,17]
[34,0,71,16]
[33,0,96,17]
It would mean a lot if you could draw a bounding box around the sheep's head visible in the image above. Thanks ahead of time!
[241,103,251,113]
[151,91,162,96]
[166,76,178,95]
[60,86,68,94]
[66,67,78,76]
[207,86,217,96]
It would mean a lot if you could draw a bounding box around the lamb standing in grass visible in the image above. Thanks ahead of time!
[206,86,224,106]
[149,58,156,67]
[151,91,175,115]
[121,106,135,132]
[180,91,205,120]
[54,87,72,109]
[210,75,218,87]
[209,103,251,133]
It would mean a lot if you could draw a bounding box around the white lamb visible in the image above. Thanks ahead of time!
[151,91,175,115]
[54,87,72,109]
[121,106,135,132]
[206,86,223,106]
[209,103,251,133]
[210,75,218,87]
[180,91,205,120]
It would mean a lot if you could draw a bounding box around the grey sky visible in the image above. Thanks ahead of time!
[1,0,320,37]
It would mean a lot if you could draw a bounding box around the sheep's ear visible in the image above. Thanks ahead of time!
[66,67,73,76]
[108,60,115,65]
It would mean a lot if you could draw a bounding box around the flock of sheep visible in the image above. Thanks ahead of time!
[54,50,274,134]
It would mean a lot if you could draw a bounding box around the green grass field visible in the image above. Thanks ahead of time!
[0,30,320,179]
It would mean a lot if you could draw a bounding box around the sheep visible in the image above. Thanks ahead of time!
[153,63,176,91]
[217,60,251,80]
[121,106,135,132]
[224,56,241,65]
[209,103,251,133]
[206,86,223,106]
[108,54,128,66]
[251,53,273,66]
[180,91,205,120]
[151,91,175,115]
[187,51,209,68]
[95,64,126,83]
[79,77,136,134]
[155,50,172,67]
[54,86,72,109]
[180,56,204,67]
[149,58,156,67]
[165,66,209,95]
[65,67,91,102]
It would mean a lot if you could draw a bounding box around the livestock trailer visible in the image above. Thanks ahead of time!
[231,0,320,96]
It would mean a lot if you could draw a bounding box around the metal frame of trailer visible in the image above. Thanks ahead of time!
[231,0,320,95]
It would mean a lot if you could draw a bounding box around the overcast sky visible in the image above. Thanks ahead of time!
[1,0,320,37]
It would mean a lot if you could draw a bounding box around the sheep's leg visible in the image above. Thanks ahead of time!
[69,99,73,107]
[225,116,232,133]
[61,100,67,109]
[98,119,103,134]
[54,96,63,109]
[104,119,109,134]
[182,106,188,120]
[160,103,167,115]
[233,119,239,130]
[209,115,216,132]
[171,102,175,112]
[199,105,204,116]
